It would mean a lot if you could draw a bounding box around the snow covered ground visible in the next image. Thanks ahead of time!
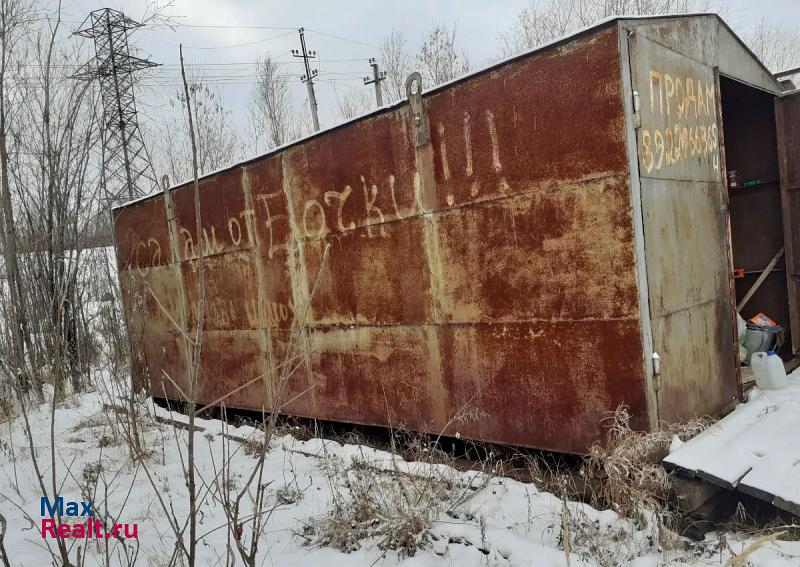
[1,381,799,566]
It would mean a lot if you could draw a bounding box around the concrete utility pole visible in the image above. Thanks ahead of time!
[292,27,320,131]
[363,57,386,107]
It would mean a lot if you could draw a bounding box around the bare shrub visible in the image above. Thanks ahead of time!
[416,22,471,86]
[274,420,314,442]
[308,424,491,558]
[308,451,444,555]
[582,405,711,524]
[543,405,716,566]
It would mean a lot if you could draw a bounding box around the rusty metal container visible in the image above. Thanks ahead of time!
[113,15,798,453]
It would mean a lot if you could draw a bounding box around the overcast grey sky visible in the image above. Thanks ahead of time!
[56,0,800,141]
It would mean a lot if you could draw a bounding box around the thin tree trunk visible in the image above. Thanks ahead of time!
[0,511,10,567]
[0,0,32,394]
[180,44,205,567]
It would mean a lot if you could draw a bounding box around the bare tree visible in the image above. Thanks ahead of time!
[0,2,109,562]
[0,0,106,409]
[378,29,411,102]
[334,87,371,121]
[251,55,295,151]
[156,72,243,185]
[180,43,205,567]
[416,22,471,87]
[498,1,798,76]
[10,7,103,399]
[499,0,714,57]
[0,0,34,394]
[744,17,800,73]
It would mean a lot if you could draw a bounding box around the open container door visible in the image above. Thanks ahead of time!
[627,30,738,425]
[776,90,800,361]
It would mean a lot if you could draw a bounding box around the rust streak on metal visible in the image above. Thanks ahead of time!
[115,23,665,453]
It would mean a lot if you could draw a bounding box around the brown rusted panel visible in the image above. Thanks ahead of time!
[301,219,434,326]
[264,328,317,416]
[282,110,419,239]
[143,331,190,400]
[171,169,252,262]
[227,326,445,432]
[278,107,434,328]
[302,326,446,431]
[196,330,267,409]
[438,321,648,454]
[118,257,188,394]
[113,196,171,271]
[245,156,296,330]
[776,91,800,355]
[114,21,658,453]
[119,265,184,333]
[179,252,260,331]
[432,175,639,324]
[118,270,148,391]
[426,26,629,210]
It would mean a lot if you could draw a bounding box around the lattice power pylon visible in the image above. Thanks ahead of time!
[74,8,159,204]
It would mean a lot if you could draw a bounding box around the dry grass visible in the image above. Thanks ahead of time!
[582,406,712,525]
[241,432,267,457]
[723,531,787,566]
[306,454,444,555]
[304,405,720,563]
[305,430,489,558]
[533,405,716,566]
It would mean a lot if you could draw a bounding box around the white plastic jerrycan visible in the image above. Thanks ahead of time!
[751,351,787,390]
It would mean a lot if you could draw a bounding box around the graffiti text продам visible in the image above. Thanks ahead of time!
[639,70,720,174]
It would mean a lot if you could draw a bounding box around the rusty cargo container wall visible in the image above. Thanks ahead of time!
[114,14,800,454]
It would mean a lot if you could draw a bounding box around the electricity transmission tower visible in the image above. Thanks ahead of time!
[363,58,385,107]
[74,8,159,204]
[292,28,320,131]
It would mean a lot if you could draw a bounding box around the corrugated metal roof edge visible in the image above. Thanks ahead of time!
[113,12,770,212]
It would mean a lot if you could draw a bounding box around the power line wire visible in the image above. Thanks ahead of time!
[13,57,370,68]
[305,28,379,50]
[170,30,295,50]
[153,22,297,30]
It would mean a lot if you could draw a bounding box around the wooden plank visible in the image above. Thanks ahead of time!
[737,246,785,312]
[695,468,747,491]
[773,496,800,517]
[665,377,800,518]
